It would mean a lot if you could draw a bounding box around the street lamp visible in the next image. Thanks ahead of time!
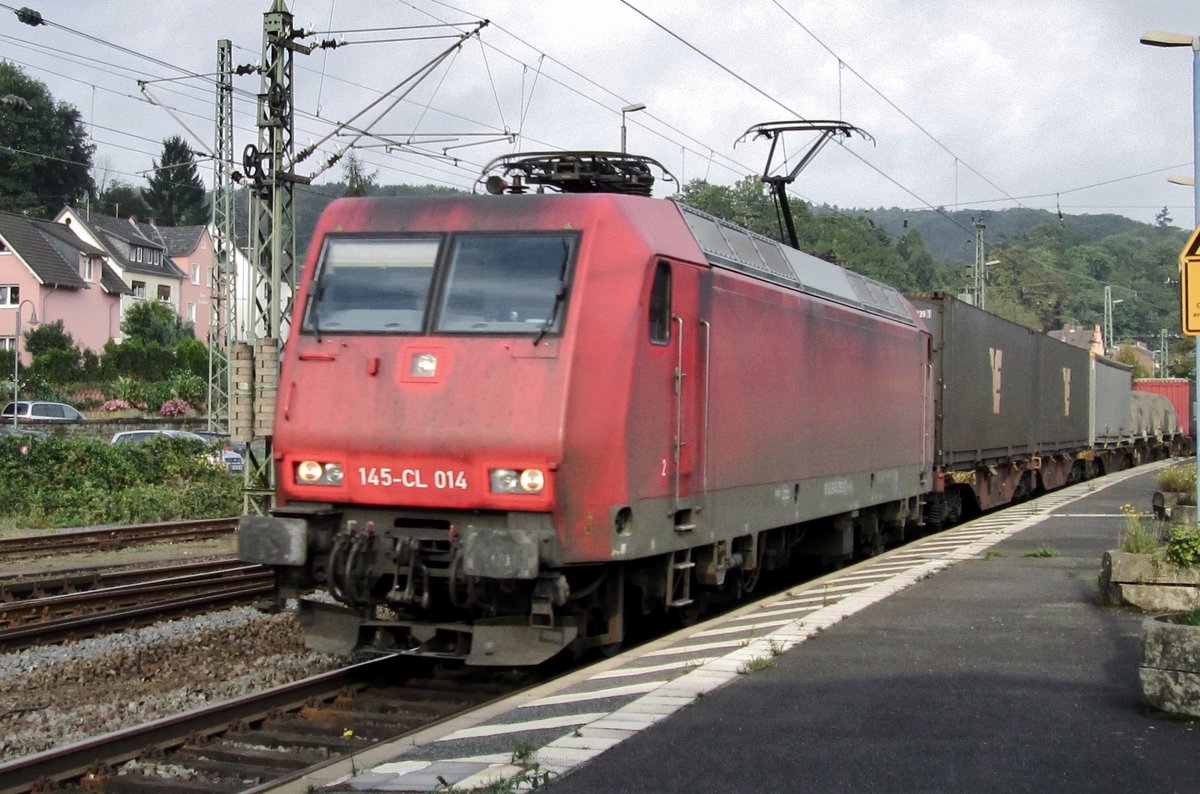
[620,102,646,154]
[1141,29,1200,511]
[11,299,38,428]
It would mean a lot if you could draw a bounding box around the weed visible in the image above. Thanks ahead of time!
[342,728,358,776]
[767,639,785,657]
[1157,463,1197,498]
[1022,545,1059,558]
[1118,503,1162,555]
[983,550,1005,560]
[1176,607,1200,626]
[510,738,537,766]
[738,656,776,674]
[433,739,556,793]
[1165,525,1200,568]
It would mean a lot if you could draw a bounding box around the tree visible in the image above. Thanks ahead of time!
[121,301,192,346]
[1155,206,1174,230]
[23,320,76,357]
[93,179,148,219]
[342,150,377,197]
[143,136,207,225]
[0,62,94,218]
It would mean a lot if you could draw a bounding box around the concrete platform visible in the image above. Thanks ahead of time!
[273,462,1200,793]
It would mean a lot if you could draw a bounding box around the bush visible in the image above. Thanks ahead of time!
[0,435,240,528]
[29,347,83,386]
[169,370,206,405]
[1165,525,1200,568]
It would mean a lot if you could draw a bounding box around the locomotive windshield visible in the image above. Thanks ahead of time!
[304,232,576,336]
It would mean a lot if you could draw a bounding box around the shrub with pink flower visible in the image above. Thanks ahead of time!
[103,399,133,412]
[160,398,192,417]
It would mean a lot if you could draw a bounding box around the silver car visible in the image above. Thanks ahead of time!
[111,428,245,474]
[2,401,84,422]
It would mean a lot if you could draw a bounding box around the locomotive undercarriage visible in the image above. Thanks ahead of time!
[249,504,634,666]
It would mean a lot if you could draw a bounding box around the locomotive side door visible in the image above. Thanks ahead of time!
[663,259,710,529]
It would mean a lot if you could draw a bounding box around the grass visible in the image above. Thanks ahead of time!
[738,655,777,674]
[1157,462,1196,497]
[982,549,1005,560]
[1118,503,1162,555]
[1022,544,1059,558]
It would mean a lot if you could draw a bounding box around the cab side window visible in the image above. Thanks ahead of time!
[649,261,671,345]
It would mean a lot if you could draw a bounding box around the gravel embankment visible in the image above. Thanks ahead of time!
[0,605,348,762]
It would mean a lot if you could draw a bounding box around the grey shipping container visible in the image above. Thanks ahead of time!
[1091,356,1133,445]
[912,293,1090,468]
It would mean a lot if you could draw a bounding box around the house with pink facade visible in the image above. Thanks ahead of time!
[54,209,214,343]
[0,211,129,362]
[158,224,215,339]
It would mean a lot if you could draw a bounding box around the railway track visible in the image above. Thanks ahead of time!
[0,657,533,794]
[0,560,274,650]
[0,518,238,559]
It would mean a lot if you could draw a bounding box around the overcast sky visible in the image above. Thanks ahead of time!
[4,0,1200,239]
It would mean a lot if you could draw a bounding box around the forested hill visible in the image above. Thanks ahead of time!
[842,205,1182,263]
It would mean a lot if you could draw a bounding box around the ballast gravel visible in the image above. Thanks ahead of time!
[0,605,349,762]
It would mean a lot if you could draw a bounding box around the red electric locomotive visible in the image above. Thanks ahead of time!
[240,153,932,665]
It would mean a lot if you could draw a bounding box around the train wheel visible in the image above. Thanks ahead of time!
[675,595,707,627]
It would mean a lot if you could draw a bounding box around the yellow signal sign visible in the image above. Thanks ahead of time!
[1181,222,1200,335]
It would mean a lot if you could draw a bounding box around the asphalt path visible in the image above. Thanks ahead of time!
[552,468,1200,793]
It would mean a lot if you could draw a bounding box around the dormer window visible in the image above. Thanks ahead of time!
[134,247,144,263]
[81,255,94,282]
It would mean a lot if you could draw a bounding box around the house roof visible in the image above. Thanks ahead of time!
[65,211,186,279]
[0,211,88,289]
[155,225,207,257]
[33,220,131,296]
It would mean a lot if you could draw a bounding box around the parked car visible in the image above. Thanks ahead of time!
[1,401,84,422]
[193,429,249,455]
[111,428,245,474]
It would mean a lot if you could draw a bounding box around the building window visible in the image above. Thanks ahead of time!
[0,337,13,352]
[187,302,197,323]
[134,247,143,263]
[157,284,171,302]
[131,280,146,298]
[0,240,8,253]
[0,285,18,306]
[191,264,200,285]
[81,256,94,282]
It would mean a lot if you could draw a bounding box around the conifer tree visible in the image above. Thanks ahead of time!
[143,135,208,225]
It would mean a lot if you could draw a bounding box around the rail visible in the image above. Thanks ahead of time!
[0,517,238,558]
[0,657,532,794]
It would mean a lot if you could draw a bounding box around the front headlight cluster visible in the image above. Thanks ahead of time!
[296,460,344,486]
[490,468,546,494]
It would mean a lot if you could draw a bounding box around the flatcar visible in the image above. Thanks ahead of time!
[239,152,1181,666]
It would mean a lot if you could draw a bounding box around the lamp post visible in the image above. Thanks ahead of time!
[11,299,38,428]
[620,102,646,153]
[1141,29,1200,511]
